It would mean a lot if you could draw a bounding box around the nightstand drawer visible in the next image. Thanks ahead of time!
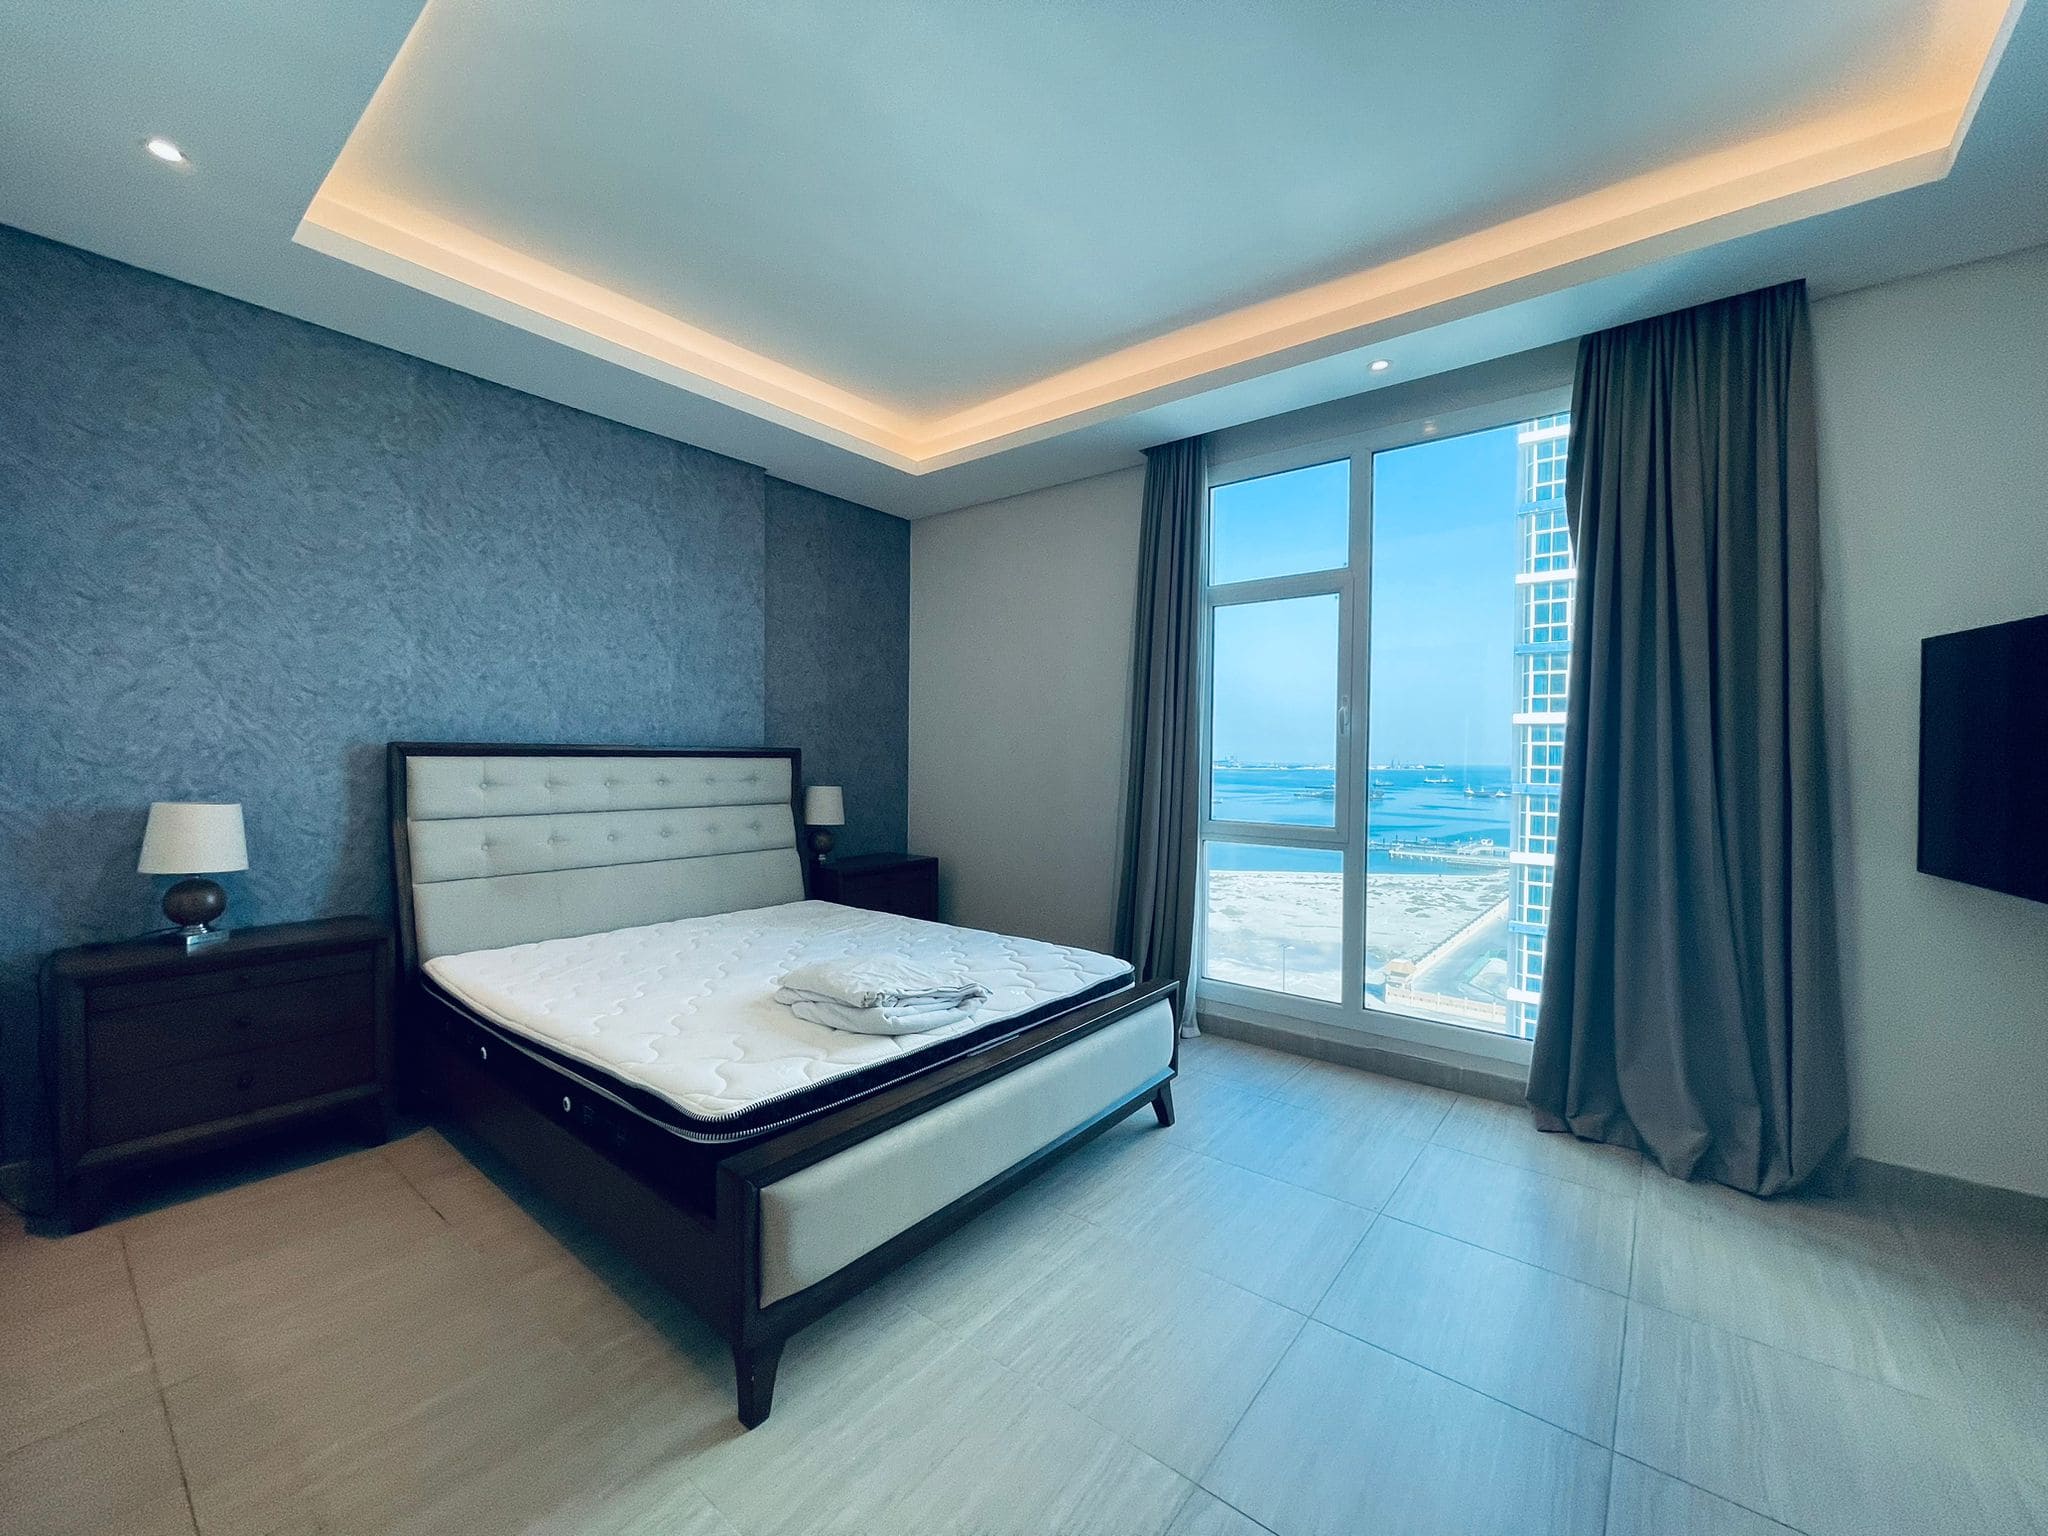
[88,973,373,1075]
[89,1030,377,1147]
[88,951,368,1013]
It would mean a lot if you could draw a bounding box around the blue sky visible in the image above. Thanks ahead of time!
[1209,424,1520,767]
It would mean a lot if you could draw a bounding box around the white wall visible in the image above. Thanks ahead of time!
[909,467,1145,951]
[1812,241,2048,1199]
[909,246,2048,1195]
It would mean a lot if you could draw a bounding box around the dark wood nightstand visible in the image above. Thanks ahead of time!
[811,853,940,921]
[40,916,392,1231]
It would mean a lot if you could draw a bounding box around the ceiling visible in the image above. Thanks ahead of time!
[3,1,2044,517]
[331,0,1986,417]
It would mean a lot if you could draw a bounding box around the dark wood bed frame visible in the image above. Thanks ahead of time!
[387,741,1177,1426]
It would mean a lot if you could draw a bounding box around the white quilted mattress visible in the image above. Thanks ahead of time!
[423,900,1134,1126]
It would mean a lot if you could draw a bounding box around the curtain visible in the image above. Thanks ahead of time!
[1115,435,1208,1037]
[1528,281,1848,1196]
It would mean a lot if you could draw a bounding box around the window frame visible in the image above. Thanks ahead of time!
[1194,386,1570,1069]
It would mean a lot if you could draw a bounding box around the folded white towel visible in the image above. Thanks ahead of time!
[780,993,980,1037]
[777,956,989,1012]
[773,986,964,1016]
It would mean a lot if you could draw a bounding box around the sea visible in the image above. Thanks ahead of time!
[1210,765,1514,875]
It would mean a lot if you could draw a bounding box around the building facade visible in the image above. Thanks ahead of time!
[1508,415,1573,1039]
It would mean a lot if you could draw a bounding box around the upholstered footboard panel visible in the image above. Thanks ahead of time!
[757,998,1175,1306]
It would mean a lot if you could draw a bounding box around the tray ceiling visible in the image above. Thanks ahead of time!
[300,0,2018,471]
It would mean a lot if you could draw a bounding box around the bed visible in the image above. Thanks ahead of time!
[387,741,1178,1426]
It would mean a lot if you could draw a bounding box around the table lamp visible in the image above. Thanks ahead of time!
[139,801,248,948]
[803,785,844,864]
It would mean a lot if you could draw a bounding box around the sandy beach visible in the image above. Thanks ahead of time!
[1204,868,1510,1001]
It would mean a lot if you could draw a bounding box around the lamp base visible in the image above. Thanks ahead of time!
[808,828,836,864]
[162,877,230,949]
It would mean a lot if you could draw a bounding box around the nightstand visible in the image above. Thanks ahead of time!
[812,853,940,921]
[40,916,392,1231]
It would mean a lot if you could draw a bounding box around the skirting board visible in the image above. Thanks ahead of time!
[1196,1006,2048,1226]
[1845,1155,2048,1230]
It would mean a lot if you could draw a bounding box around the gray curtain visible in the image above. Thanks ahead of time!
[1115,436,1208,1036]
[1528,282,1848,1196]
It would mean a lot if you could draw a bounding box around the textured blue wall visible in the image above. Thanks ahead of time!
[0,226,909,1161]
[765,478,911,859]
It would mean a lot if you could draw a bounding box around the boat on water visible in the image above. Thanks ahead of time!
[1422,774,1453,786]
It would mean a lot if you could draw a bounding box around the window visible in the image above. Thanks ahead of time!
[1525,415,1569,502]
[1524,581,1572,647]
[1209,460,1348,586]
[1520,651,1569,716]
[1198,464,1349,1008]
[1521,724,1566,787]
[1364,425,1519,1034]
[1199,404,1574,1050]
[1524,504,1572,573]
[1202,844,1343,1002]
[1209,596,1340,826]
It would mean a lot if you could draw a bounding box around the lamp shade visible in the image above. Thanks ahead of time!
[138,802,248,875]
[802,785,845,827]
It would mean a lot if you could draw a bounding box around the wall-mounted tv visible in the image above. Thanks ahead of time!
[1918,612,2048,904]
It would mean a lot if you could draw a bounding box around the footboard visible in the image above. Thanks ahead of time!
[718,982,1178,1423]
[758,997,1174,1304]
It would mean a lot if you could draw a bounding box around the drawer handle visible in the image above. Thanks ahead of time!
[478,1044,488,1062]
[235,1070,256,1091]
[560,1096,573,1114]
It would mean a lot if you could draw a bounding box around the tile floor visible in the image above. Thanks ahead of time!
[3,1033,2044,1535]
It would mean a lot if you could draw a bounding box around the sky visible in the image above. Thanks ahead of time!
[1209,422,1523,768]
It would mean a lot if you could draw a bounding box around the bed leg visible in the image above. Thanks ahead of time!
[1152,1080,1176,1128]
[734,1337,786,1429]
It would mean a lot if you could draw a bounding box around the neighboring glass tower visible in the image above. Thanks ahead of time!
[1508,416,1572,1040]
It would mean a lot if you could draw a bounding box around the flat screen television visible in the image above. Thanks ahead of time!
[1918,612,2048,904]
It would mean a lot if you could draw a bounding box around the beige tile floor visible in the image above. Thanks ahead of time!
[3,1033,2044,1536]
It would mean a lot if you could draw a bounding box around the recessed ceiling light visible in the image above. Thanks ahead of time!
[1369,359,1392,373]
[144,137,187,165]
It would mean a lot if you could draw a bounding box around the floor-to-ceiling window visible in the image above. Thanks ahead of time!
[1197,399,1573,1060]
[1201,462,1350,1003]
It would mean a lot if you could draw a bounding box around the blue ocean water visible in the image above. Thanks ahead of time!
[1210,766,1513,874]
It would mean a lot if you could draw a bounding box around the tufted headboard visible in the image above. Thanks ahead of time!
[388,743,807,969]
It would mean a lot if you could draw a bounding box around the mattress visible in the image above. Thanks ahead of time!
[422,899,1135,1140]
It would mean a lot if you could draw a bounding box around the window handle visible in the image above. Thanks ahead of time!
[1338,700,1351,737]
